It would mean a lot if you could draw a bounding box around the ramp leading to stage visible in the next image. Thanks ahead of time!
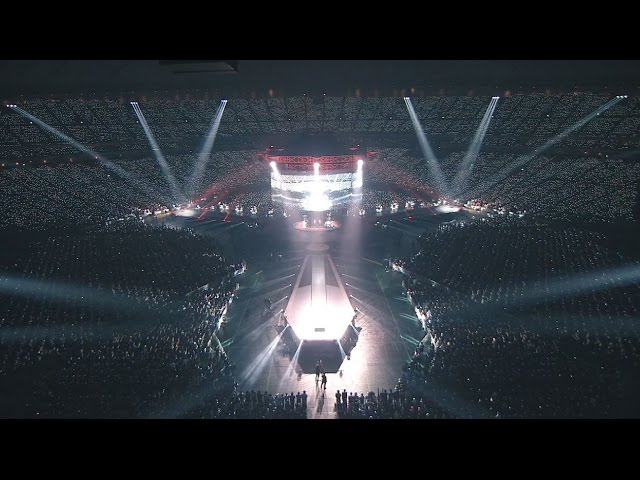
[284,252,354,341]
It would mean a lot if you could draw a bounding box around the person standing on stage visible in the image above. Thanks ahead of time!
[321,373,327,391]
[315,361,321,380]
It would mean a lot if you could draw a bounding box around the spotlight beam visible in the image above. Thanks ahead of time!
[410,375,492,419]
[147,374,228,419]
[238,331,284,386]
[337,340,348,360]
[10,106,158,199]
[242,315,276,342]
[404,97,449,197]
[188,99,227,198]
[452,96,499,196]
[0,274,216,342]
[513,262,640,308]
[440,262,640,335]
[131,102,185,203]
[278,341,303,390]
[270,161,281,182]
[354,159,364,189]
[470,96,624,198]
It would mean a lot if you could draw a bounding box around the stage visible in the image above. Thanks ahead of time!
[284,253,353,341]
[293,219,340,232]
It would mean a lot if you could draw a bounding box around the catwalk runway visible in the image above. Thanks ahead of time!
[221,247,421,419]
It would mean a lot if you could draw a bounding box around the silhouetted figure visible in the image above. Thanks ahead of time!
[315,361,321,380]
[321,373,327,390]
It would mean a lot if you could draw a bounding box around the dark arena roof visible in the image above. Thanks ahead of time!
[2,60,640,98]
[1,60,640,426]
[272,133,360,157]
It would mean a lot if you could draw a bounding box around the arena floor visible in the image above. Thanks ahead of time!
[157,207,467,418]
[222,251,418,418]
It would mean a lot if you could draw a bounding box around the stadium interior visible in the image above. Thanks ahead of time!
[1,60,640,419]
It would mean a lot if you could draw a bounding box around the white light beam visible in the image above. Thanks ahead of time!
[404,97,449,197]
[472,96,624,197]
[131,102,185,203]
[188,99,227,198]
[11,106,158,199]
[452,96,499,196]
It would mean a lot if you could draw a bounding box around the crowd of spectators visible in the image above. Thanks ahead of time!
[463,154,640,224]
[367,148,640,224]
[0,151,262,231]
[406,216,640,324]
[2,93,639,225]
[1,91,639,418]
[0,221,242,417]
[180,384,308,419]
[3,93,637,154]
[335,382,450,419]
[392,215,640,417]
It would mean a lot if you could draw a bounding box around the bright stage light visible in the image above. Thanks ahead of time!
[284,254,354,342]
[302,191,332,212]
[272,162,359,210]
[353,158,364,188]
[297,303,352,341]
[270,161,281,184]
[175,208,197,217]
[435,204,461,213]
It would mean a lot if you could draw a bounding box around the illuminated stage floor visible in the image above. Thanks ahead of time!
[221,248,423,419]
[293,220,340,232]
[157,208,465,418]
[284,252,353,341]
